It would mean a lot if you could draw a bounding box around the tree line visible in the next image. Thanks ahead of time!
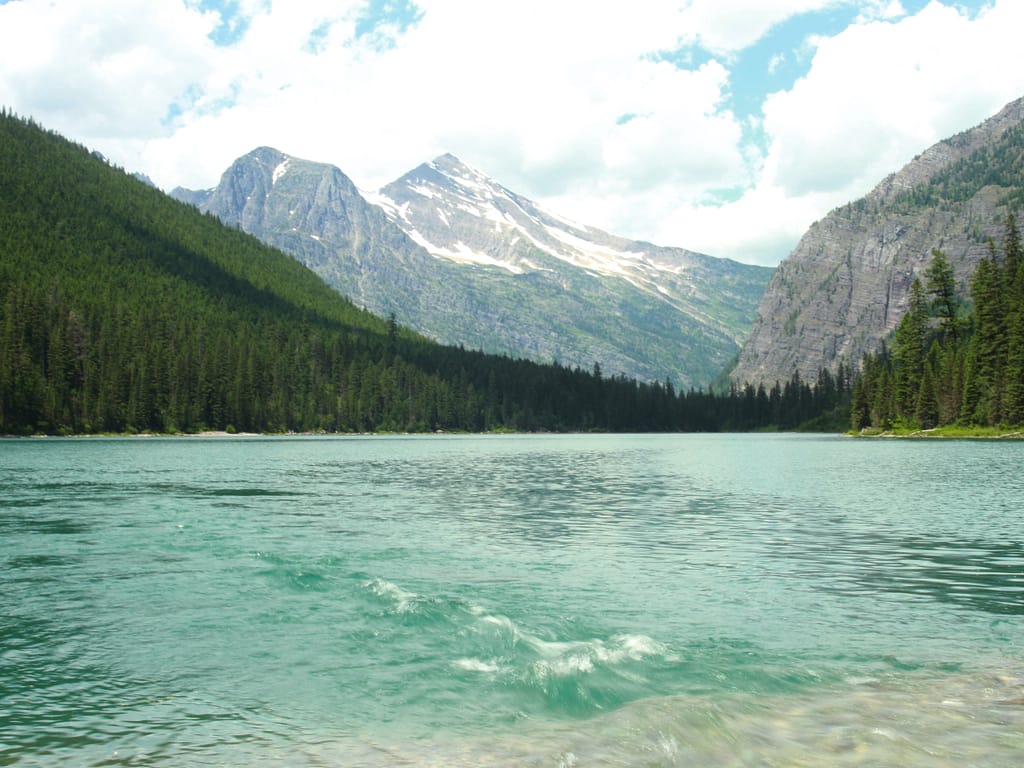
[851,214,1024,431]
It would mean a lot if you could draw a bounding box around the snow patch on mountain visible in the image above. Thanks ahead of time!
[410,184,439,200]
[372,152,703,292]
[404,227,523,274]
[272,158,289,185]
[535,203,590,233]
[362,189,412,225]
[544,226,647,275]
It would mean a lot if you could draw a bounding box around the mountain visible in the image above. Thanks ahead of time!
[172,146,447,324]
[174,151,773,387]
[0,111,701,435]
[371,154,774,384]
[732,95,1024,388]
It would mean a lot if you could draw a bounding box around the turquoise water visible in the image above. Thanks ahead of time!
[1,433,1022,766]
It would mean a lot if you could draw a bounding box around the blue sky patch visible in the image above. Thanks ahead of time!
[305,20,333,54]
[198,0,261,47]
[354,0,423,50]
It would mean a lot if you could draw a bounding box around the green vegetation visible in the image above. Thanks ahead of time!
[0,111,844,435]
[851,215,1024,433]
[892,122,1024,213]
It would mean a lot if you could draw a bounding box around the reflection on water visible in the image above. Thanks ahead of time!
[809,531,1024,615]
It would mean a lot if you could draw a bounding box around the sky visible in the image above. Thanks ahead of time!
[2,1,1023,266]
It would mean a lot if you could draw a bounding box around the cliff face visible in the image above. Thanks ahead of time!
[172,147,460,337]
[732,96,1024,388]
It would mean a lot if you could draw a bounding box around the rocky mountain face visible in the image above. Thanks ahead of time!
[732,95,1024,388]
[173,150,772,387]
[172,147,447,326]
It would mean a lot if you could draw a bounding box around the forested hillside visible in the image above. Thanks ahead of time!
[0,112,847,435]
[851,216,1024,431]
[0,111,623,434]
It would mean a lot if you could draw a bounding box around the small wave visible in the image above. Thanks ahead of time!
[356,579,676,710]
[364,577,419,612]
[532,652,596,677]
[525,633,673,677]
[452,658,501,674]
[361,577,469,621]
[477,613,521,641]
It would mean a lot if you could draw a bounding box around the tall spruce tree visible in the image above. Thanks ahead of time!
[925,249,960,343]
[893,278,929,424]
[963,249,1006,423]
[1003,214,1024,423]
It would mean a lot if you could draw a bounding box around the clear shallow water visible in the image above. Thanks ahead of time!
[1,433,1022,766]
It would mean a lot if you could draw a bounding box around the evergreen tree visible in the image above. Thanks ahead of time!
[915,359,939,429]
[924,249,959,343]
[1003,211,1022,279]
[963,251,1006,423]
[1003,215,1024,423]
[850,358,873,430]
[850,213,1024,431]
[893,278,929,424]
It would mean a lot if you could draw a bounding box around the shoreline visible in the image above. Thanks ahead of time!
[8,426,1024,439]
[2,428,502,439]
[849,427,1024,439]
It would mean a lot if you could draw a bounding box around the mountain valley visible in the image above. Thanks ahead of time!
[173,150,773,387]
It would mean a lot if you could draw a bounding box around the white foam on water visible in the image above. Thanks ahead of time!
[452,658,501,674]
[524,633,671,674]
[364,576,419,613]
[533,652,595,677]
[478,613,519,636]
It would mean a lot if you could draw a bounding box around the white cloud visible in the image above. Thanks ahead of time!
[674,0,840,54]
[855,0,908,23]
[136,0,745,198]
[650,0,1024,264]
[1,0,1022,267]
[0,0,218,137]
[763,2,1012,199]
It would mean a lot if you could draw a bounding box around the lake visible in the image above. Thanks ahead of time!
[1,433,1022,766]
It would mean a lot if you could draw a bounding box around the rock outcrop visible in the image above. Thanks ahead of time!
[732,96,1024,388]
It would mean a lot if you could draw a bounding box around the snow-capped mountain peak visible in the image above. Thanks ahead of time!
[374,154,713,294]
[173,146,773,387]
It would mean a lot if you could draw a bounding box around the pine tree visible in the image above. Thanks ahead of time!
[925,249,959,343]
[965,251,1006,424]
[1003,215,1024,424]
[915,359,939,429]
[893,278,929,424]
[1003,211,1022,279]
[850,357,873,430]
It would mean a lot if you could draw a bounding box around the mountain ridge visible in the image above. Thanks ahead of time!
[174,149,773,387]
[731,94,1024,388]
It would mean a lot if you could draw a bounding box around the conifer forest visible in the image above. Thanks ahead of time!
[851,216,1024,431]
[0,112,844,435]
[5,110,1020,437]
